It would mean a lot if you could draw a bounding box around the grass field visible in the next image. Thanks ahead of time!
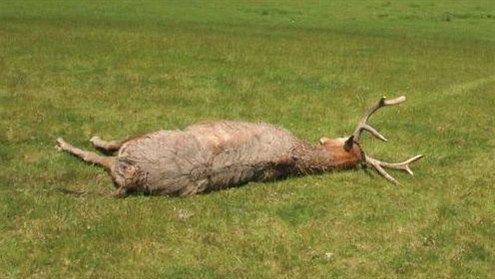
[1,0,494,278]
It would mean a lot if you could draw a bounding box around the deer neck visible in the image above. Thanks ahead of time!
[291,141,360,174]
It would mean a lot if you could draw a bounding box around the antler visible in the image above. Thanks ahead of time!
[364,154,424,184]
[352,96,423,184]
[352,96,406,142]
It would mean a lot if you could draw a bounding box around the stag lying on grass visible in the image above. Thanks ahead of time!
[56,96,423,197]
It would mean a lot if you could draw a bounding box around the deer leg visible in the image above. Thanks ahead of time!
[89,136,124,153]
[56,137,114,172]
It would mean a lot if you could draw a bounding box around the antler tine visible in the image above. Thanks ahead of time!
[352,96,406,143]
[364,154,424,184]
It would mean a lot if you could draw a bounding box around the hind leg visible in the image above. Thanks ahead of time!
[56,137,114,172]
[89,136,124,153]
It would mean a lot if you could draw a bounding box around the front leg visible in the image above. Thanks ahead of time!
[56,137,115,172]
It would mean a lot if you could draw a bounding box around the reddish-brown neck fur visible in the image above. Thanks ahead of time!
[291,138,363,174]
[322,138,363,168]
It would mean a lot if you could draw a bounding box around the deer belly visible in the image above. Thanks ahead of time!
[115,155,298,196]
[204,152,297,192]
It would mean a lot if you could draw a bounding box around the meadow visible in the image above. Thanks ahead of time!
[0,1,494,278]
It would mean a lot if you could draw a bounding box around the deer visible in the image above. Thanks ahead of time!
[56,96,423,197]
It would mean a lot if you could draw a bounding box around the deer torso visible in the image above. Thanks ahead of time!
[113,121,338,196]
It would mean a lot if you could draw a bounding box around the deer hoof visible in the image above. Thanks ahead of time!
[56,137,67,151]
[89,136,100,144]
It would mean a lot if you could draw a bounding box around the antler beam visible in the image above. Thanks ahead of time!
[352,96,406,143]
[364,154,424,184]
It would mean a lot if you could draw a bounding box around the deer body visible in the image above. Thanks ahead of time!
[56,97,422,197]
[116,121,305,196]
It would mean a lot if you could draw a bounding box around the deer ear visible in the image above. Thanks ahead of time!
[344,136,354,152]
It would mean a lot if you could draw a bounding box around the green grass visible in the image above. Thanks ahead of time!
[1,0,494,278]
